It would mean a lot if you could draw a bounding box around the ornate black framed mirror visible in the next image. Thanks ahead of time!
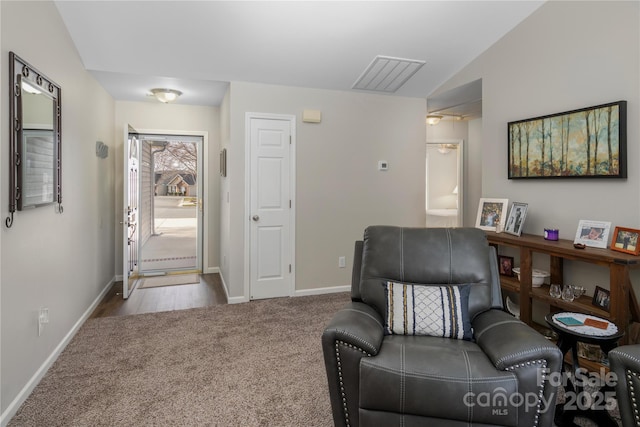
[7,52,62,228]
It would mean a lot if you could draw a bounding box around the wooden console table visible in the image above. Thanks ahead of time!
[485,231,640,343]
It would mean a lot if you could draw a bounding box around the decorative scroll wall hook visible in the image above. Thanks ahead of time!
[5,212,14,228]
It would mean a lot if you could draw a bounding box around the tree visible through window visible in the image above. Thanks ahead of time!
[154,141,197,179]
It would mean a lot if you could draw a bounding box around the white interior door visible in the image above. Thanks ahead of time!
[248,115,294,300]
[123,125,140,298]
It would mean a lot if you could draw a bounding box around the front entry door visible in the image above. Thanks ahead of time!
[123,125,140,299]
[248,115,295,300]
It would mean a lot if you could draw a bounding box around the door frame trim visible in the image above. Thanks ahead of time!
[244,113,296,300]
[135,128,208,273]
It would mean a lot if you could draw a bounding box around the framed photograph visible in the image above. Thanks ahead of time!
[610,226,640,256]
[592,286,610,311]
[574,220,612,249]
[508,101,627,179]
[475,198,509,231]
[498,255,514,277]
[504,202,528,236]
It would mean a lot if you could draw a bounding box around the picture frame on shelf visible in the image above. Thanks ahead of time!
[610,226,640,256]
[498,255,514,277]
[504,202,528,236]
[592,286,610,311]
[574,220,612,249]
[475,198,509,232]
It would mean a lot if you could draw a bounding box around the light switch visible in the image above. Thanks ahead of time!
[378,161,388,171]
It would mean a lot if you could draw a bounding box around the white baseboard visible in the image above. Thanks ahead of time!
[294,285,350,297]
[0,276,116,427]
[219,271,229,300]
[115,274,123,281]
[218,272,248,304]
[203,266,219,274]
[219,274,349,304]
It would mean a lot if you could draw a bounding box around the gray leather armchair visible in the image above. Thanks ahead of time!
[322,226,562,427]
[609,344,640,427]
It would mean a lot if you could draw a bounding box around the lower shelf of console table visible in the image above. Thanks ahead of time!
[486,231,640,344]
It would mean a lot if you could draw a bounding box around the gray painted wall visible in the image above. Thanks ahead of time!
[1,0,116,417]
[432,0,640,295]
[222,82,427,299]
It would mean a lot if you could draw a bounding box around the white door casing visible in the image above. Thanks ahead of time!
[245,114,296,300]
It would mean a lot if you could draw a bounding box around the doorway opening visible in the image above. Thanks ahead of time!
[425,140,463,227]
[138,133,203,274]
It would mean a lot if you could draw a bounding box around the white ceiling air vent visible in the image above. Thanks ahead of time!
[352,55,425,93]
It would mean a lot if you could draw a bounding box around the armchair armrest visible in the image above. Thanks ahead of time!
[322,302,384,427]
[322,301,384,355]
[474,309,562,370]
[610,343,640,370]
[473,309,563,426]
[609,344,640,427]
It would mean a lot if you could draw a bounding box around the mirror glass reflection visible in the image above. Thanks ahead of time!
[20,79,56,207]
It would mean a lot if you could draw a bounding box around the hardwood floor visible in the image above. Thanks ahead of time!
[90,273,227,318]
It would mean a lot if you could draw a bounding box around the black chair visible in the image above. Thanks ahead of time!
[322,226,562,426]
[609,344,640,427]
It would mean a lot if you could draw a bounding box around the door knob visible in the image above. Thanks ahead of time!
[252,215,260,221]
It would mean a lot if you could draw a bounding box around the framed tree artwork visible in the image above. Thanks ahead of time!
[508,101,626,179]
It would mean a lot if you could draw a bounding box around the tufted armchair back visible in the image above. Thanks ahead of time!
[358,226,497,319]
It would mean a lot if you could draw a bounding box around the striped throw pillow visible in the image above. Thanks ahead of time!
[383,282,472,340]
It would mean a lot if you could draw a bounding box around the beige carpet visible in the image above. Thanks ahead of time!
[138,273,200,289]
[8,293,350,426]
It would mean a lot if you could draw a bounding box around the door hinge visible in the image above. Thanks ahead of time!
[289,264,292,273]
[289,200,292,208]
[289,135,292,145]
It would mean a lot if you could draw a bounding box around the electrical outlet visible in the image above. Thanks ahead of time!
[338,256,346,268]
[38,307,49,337]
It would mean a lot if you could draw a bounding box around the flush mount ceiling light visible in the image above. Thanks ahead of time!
[149,88,182,103]
[426,115,443,126]
[353,55,425,93]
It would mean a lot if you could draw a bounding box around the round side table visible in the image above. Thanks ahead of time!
[545,312,623,427]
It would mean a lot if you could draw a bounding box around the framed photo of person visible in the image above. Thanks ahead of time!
[592,286,610,311]
[574,220,612,249]
[475,198,509,232]
[610,226,640,256]
[498,255,514,277]
[504,202,528,236]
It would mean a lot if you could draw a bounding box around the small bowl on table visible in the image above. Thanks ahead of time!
[512,267,550,288]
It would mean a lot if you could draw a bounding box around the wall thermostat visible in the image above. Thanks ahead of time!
[378,161,389,171]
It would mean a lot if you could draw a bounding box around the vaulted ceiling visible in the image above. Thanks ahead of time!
[54,1,544,108]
